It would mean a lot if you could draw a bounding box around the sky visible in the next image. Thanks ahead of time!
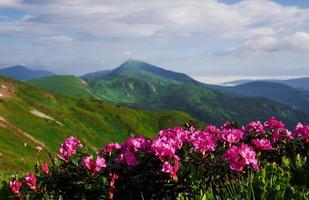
[0,0,309,83]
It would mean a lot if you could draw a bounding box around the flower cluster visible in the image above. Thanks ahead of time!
[58,136,82,162]
[223,144,259,171]
[7,117,309,200]
[295,123,309,140]
[82,156,107,174]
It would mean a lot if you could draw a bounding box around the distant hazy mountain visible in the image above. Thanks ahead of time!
[273,78,309,90]
[223,77,309,90]
[0,65,54,81]
[207,81,309,114]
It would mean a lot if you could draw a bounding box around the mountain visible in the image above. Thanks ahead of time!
[0,76,196,171]
[273,78,309,91]
[81,70,112,81]
[0,65,54,81]
[208,81,309,113]
[82,60,199,84]
[28,76,96,98]
[29,60,309,127]
[83,60,309,126]
[223,77,309,90]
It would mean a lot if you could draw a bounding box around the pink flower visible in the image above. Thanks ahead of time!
[58,136,83,162]
[82,156,107,174]
[100,143,121,154]
[8,179,22,194]
[161,155,180,178]
[24,173,37,190]
[189,130,216,153]
[123,136,151,152]
[39,161,49,175]
[247,121,265,136]
[271,129,293,143]
[252,139,273,151]
[223,144,259,172]
[151,127,189,160]
[115,150,139,166]
[220,129,244,144]
[295,123,309,139]
[264,117,285,130]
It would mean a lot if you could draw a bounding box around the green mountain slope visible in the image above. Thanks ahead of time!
[0,76,196,171]
[28,75,96,98]
[89,75,309,127]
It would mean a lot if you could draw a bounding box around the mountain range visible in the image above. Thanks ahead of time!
[27,60,309,128]
[0,65,54,81]
[223,77,309,91]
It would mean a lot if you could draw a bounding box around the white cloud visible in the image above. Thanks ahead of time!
[0,0,309,75]
[230,32,309,54]
[0,0,308,40]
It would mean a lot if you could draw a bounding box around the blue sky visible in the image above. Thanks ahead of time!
[0,0,309,83]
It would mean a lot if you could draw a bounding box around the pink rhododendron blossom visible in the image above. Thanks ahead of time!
[82,156,106,174]
[220,129,244,144]
[151,127,188,159]
[123,136,151,152]
[151,137,176,159]
[161,156,179,178]
[8,180,22,194]
[40,161,49,175]
[24,173,37,190]
[100,143,121,154]
[205,125,220,141]
[115,150,139,166]
[285,130,294,140]
[189,130,216,153]
[58,136,82,162]
[271,129,293,143]
[252,139,273,151]
[295,123,309,139]
[264,117,285,130]
[247,121,265,136]
[223,144,259,172]
[162,161,173,174]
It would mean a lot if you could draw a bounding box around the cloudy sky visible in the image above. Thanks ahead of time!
[0,0,309,83]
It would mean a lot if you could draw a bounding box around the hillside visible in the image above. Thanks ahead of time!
[28,76,96,98]
[0,76,196,171]
[0,65,54,81]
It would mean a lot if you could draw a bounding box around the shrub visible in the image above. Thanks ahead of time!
[3,117,309,199]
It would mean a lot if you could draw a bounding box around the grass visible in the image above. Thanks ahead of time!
[0,76,198,172]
